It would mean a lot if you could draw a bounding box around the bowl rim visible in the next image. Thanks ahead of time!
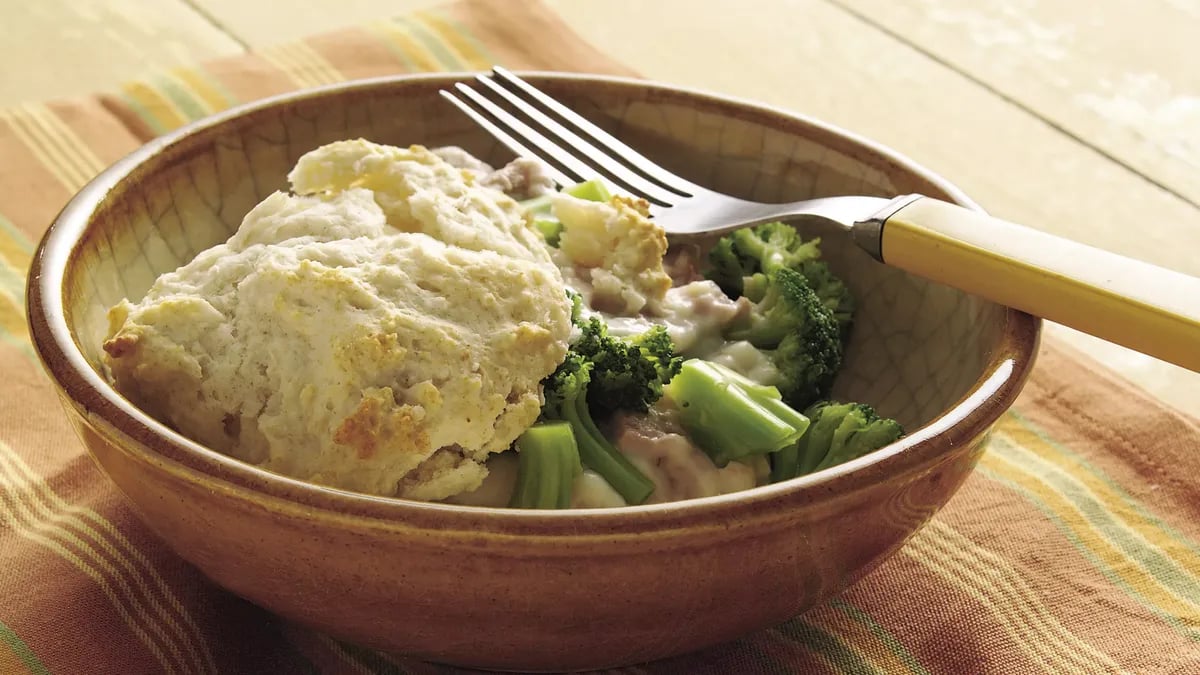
[25,70,1041,537]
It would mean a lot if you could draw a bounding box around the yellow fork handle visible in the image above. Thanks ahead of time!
[877,196,1200,373]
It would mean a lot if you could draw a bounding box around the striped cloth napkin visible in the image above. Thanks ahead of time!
[2,1,1198,673]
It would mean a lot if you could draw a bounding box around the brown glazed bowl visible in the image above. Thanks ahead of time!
[26,72,1039,672]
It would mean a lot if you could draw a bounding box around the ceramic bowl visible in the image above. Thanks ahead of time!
[26,72,1039,672]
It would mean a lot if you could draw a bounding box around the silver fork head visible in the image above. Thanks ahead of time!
[440,68,890,243]
[440,68,708,207]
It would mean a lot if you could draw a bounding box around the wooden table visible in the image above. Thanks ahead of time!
[5,0,1198,413]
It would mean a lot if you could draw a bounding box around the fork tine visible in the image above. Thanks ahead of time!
[452,82,625,197]
[438,91,576,188]
[492,66,703,197]
[476,74,686,206]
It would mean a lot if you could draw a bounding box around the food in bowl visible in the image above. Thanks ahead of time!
[101,138,903,508]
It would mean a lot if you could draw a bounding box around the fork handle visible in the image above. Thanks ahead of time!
[873,196,1200,373]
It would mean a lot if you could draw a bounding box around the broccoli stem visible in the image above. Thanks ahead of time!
[770,431,824,483]
[666,360,810,467]
[564,178,612,202]
[523,181,609,246]
[770,441,801,483]
[699,361,811,432]
[520,193,555,214]
[518,195,563,246]
[800,435,832,475]
[567,395,655,505]
[534,218,563,246]
[508,422,582,509]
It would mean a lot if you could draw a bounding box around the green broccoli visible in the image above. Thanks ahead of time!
[771,401,904,483]
[706,221,822,297]
[539,352,656,505]
[520,193,562,247]
[563,178,612,203]
[629,325,684,394]
[566,288,584,324]
[706,221,855,338]
[665,359,812,467]
[508,422,582,509]
[522,179,613,247]
[724,267,842,410]
[525,307,681,507]
[705,236,754,298]
[797,259,854,338]
[572,317,682,416]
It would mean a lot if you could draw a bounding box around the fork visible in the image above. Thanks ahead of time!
[441,67,1200,374]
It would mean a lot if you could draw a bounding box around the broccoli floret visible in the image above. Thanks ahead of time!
[532,311,681,506]
[705,236,755,299]
[740,262,852,335]
[508,422,582,509]
[771,329,841,412]
[629,325,684,390]
[727,267,824,346]
[572,317,680,416]
[542,352,591,417]
[805,401,903,472]
[705,221,855,338]
[735,221,823,272]
[705,221,822,297]
[724,267,842,410]
[666,359,812,467]
[771,401,904,482]
[540,352,655,505]
[565,288,585,325]
[798,259,854,338]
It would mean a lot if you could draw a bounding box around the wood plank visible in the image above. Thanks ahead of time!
[832,0,1200,208]
[543,0,1200,413]
[0,0,244,107]
[188,0,445,46]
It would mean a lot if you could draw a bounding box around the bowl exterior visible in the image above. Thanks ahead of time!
[60,385,991,671]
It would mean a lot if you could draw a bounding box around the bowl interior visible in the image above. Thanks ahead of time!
[63,73,1007,444]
